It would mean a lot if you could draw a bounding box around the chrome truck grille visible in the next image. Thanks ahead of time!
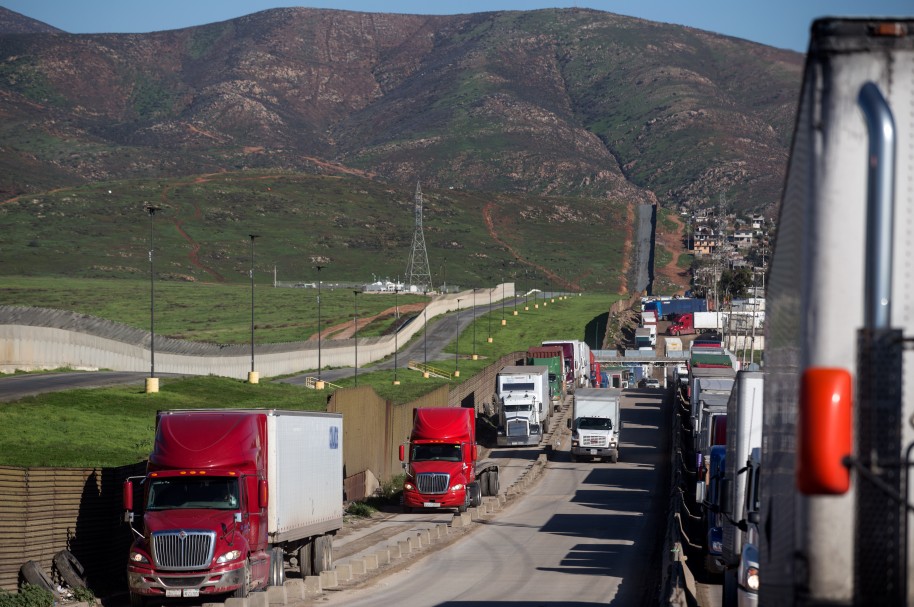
[152,530,216,570]
[416,473,449,494]
[507,419,529,437]
[582,434,608,448]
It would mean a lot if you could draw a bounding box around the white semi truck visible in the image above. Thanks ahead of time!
[495,365,550,446]
[568,388,622,463]
[762,17,914,605]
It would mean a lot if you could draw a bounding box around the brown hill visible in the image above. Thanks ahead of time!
[0,7,802,215]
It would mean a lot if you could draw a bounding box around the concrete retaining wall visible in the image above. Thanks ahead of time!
[0,284,514,379]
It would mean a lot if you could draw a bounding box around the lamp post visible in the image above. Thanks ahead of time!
[472,288,478,360]
[145,204,161,394]
[488,289,493,342]
[353,290,360,386]
[315,265,325,389]
[501,281,507,326]
[248,234,260,384]
[513,272,518,316]
[393,287,400,385]
[454,298,462,377]
[524,270,529,311]
[423,289,429,378]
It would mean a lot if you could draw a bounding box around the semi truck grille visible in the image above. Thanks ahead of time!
[416,473,449,494]
[160,576,206,587]
[152,530,216,570]
[582,435,608,448]
[507,420,529,437]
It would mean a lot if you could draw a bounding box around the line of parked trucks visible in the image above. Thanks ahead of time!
[678,18,914,606]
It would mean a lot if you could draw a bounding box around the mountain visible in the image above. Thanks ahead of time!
[0,6,64,34]
[0,7,803,213]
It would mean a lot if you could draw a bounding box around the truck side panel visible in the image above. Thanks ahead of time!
[267,412,343,543]
[763,19,914,605]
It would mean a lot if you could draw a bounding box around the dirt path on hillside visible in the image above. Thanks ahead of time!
[314,302,428,340]
[654,211,690,294]
[482,202,581,292]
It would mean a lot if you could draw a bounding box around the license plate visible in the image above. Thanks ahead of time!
[183,590,199,598]
[423,502,440,508]
[590,449,598,455]
[165,591,181,598]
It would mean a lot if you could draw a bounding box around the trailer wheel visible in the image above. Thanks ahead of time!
[312,535,333,574]
[297,541,312,577]
[488,470,499,496]
[233,559,251,597]
[129,593,146,607]
[53,549,88,589]
[19,561,56,594]
[269,547,284,586]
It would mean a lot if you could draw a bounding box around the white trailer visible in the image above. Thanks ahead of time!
[495,365,550,446]
[720,371,764,606]
[694,311,726,331]
[762,18,914,605]
[568,388,622,463]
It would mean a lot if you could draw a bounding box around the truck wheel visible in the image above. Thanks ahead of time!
[53,549,88,589]
[458,491,469,513]
[269,547,284,586]
[19,561,56,594]
[297,542,312,577]
[489,470,499,496]
[129,593,146,607]
[469,482,482,508]
[312,535,333,574]
[233,559,251,597]
[610,453,618,464]
[570,453,578,463]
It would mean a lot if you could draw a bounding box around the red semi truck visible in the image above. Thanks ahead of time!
[399,407,499,513]
[123,410,343,604]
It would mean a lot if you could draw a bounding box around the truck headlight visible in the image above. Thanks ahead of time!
[129,551,149,564]
[744,566,759,591]
[216,550,242,564]
[450,483,464,491]
[404,482,415,491]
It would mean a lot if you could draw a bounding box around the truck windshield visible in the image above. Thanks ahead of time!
[411,444,462,462]
[504,404,533,413]
[146,477,241,511]
[577,417,612,430]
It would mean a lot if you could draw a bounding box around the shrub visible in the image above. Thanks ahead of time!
[0,585,54,607]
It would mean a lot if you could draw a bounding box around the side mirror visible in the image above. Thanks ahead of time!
[258,480,269,510]
[695,481,706,504]
[399,444,406,462]
[123,480,134,512]
[797,368,852,495]
[719,478,732,515]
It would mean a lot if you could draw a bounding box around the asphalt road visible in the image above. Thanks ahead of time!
[0,371,171,402]
[315,388,671,607]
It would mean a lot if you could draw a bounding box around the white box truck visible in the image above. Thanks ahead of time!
[495,365,551,446]
[568,388,622,463]
[762,17,914,605]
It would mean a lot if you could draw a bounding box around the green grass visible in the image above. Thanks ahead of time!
[0,293,616,467]
[0,276,429,345]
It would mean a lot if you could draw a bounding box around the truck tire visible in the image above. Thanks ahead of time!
[489,470,499,496]
[312,535,333,574]
[610,453,618,464]
[297,542,312,578]
[53,549,88,589]
[269,546,284,586]
[469,482,482,508]
[570,453,578,463]
[458,491,469,513]
[129,593,146,607]
[233,559,251,598]
[19,561,57,594]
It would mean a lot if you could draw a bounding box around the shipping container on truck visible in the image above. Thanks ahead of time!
[526,346,566,406]
[762,17,914,606]
[495,366,551,446]
[542,340,589,389]
[399,407,498,512]
[123,410,343,602]
[668,311,725,335]
[720,371,764,606]
[568,388,622,463]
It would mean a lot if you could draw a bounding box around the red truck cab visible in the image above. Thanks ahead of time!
[399,407,498,513]
[124,412,268,604]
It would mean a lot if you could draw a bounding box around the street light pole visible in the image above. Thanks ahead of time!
[353,290,360,386]
[472,288,477,359]
[423,289,429,373]
[145,204,161,394]
[248,234,260,383]
[501,281,506,326]
[454,298,462,377]
[315,265,325,388]
[393,287,400,385]
[488,289,493,342]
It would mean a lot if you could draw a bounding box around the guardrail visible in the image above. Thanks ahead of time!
[407,360,451,379]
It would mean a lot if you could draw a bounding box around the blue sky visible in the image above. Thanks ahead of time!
[2,1,911,52]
